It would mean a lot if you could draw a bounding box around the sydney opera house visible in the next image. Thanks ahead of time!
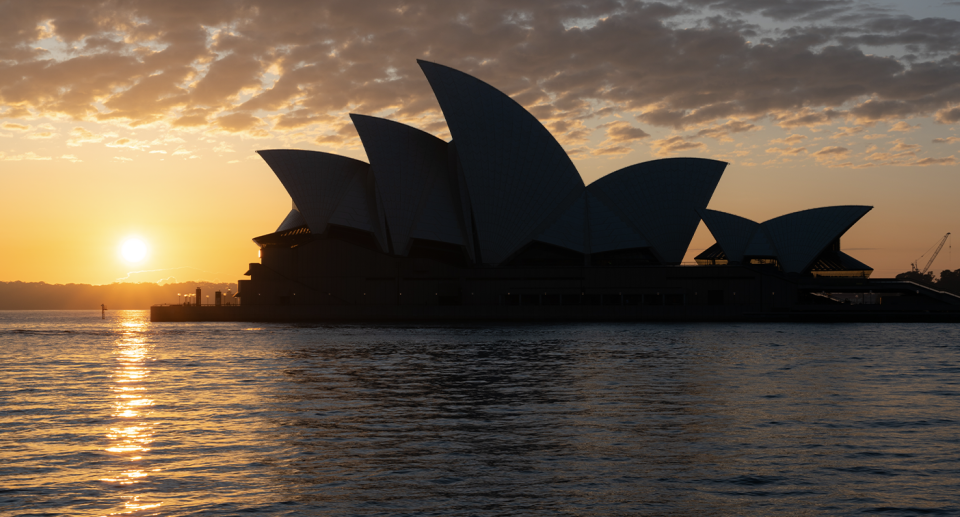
[153,60,960,321]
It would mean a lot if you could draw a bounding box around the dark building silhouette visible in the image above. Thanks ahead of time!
[153,61,960,322]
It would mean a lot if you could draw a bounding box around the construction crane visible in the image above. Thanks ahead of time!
[912,232,951,274]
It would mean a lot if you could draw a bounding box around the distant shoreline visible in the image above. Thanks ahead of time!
[0,280,238,310]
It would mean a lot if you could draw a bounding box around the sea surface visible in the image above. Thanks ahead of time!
[1,311,959,516]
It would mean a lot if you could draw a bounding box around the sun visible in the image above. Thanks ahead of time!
[121,238,148,263]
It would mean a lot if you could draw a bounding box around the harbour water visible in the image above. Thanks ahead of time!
[2,311,958,515]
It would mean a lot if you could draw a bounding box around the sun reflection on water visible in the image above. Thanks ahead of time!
[101,312,161,512]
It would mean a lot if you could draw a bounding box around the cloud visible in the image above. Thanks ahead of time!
[840,14,960,54]
[857,140,920,165]
[932,136,960,143]
[215,113,265,133]
[857,139,949,166]
[856,153,956,168]
[888,121,919,132]
[598,121,651,143]
[272,109,330,130]
[106,137,150,150]
[769,134,807,145]
[914,156,956,165]
[314,123,362,147]
[173,111,210,127]
[766,146,808,157]
[692,120,758,141]
[682,0,859,21]
[2,151,52,161]
[831,126,867,138]
[815,146,849,155]
[60,154,81,162]
[2,123,29,131]
[890,141,920,152]
[653,136,706,156]
[67,127,107,146]
[936,107,960,124]
[191,54,263,107]
[646,119,758,156]
[776,109,845,128]
[592,145,634,156]
[151,133,186,145]
[813,146,849,161]
[0,0,956,167]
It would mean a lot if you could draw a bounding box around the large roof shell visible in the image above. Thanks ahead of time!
[697,209,760,263]
[588,158,726,264]
[257,150,368,235]
[351,114,458,254]
[586,191,650,254]
[700,205,873,273]
[744,227,778,257]
[410,167,466,247]
[418,60,585,265]
[328,171,376,232]
[762,205,872,273]
[447,143,478,262]
[535,191,588,253]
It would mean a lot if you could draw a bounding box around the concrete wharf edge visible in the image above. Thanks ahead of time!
[151,304,960,323]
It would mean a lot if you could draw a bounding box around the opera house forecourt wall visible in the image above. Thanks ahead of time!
[152,60,960,322]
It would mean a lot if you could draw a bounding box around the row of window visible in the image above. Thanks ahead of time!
[497,293,687,306]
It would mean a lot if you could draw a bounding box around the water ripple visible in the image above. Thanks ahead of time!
[1,311,959,515]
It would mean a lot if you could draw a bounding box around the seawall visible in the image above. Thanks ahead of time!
[150,304,960,323]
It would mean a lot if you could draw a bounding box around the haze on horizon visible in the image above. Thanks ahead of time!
[1,0,959,286]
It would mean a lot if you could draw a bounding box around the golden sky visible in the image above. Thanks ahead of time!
[2,0,959,284]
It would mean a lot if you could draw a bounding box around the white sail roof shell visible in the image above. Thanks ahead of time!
[700,205,873,273]
[697,209,761,263]
[351,114,462,254]
[410,168,466,246]
[419,60,585,265]
[588,158,725,264]
[586,191,650,254]
[447,143,478,261]
[744,227,778,257]
[328,171,375,232]
[258,149,388,252]
[535,191,588,253]
[762,205,872,273]
[257,150,368,235]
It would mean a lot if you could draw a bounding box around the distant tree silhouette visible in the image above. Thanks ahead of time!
[894,270,936,287]
[936,269,960,296]
[894,268,960,296]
